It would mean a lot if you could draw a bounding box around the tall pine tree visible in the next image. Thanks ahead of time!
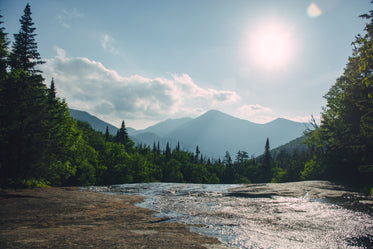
[261,138,272,182]
[0,4,73,186]
[8,3,44,74]
[115,120,134,149]
[0,12,9,79]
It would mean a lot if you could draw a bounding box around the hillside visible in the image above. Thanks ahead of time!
[135,110,309,158]
[70,109,309,159]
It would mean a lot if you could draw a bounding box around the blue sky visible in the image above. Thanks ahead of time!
[1,0,371,129]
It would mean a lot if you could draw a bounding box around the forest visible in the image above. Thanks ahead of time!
[0,4,372,191]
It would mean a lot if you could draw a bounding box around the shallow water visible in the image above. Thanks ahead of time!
[87,182,373,249]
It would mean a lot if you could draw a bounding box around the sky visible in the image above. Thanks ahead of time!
[1,0,372,129]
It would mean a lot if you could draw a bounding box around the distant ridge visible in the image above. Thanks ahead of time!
[142,117,193,137]
[69,109,119,134]
[71,108,309,158]
[161,110,309,158]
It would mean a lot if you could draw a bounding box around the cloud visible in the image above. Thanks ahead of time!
[236,104,275,123]
[101,34,120,55]
[40,48,240,126]
[307,3,322,18]
[284,115,315,124]
[238,104,273,115]
[235,104,313,124]
[57,8,84,28]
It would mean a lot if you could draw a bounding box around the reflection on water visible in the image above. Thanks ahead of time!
[87,183,373,249]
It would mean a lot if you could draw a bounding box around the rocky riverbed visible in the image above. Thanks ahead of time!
[0,187,232,249]
[88,181,373,248]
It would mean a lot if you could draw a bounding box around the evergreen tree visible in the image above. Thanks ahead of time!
[176,141,180,152]
[200,154,204,163]
[48,77,56,99]
[223,151,232,166]
[261,138,273,182]
[165,142,171,161]
[0,5,73,186]
[306,9,373,185]
[0,12,9,79]
[195,145,200,161]
[44,79,75,185]
[0,71,50,183]
[235,150,249,164]
[115,120,133,149]
[8,3,44,74]
[105,126,110,142]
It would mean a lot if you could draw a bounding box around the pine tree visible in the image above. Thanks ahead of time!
[0,12,9,79]
[152,142,157,153]
[165,142,171,161]
[195,145,200,162]
[115,120,133,149]
[261,138,273,182]
[8,3,44,74]
[0,71,50,182]
[49,77,56,99]
[105,126,110,142]
[0,5,71,186]
[223,151,232,166]
[44,78,75,185]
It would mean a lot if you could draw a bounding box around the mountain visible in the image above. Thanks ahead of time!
[70,109,309,159]
[162,110,309,158]
[69,109,168,147]
[269,135,309,158]
[142,117,193,137]
[69,109,121,134]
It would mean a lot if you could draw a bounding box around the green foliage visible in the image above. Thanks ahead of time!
[0,12,9,79]
[75,159,96,186]
[300,157,324,180]
[305,9,373,186]
[19,178,50,188]
[114,120,134,150]
[271,167,288,183]
[48,161,76,186]
[8,3,44,74]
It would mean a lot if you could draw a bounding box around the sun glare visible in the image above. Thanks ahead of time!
[249,23,294,70]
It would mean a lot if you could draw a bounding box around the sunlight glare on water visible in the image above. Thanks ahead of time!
[87,183,373,249]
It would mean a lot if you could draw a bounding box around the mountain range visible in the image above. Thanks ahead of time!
[70,109,309,159]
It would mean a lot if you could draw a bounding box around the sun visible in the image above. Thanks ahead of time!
[249,23,294,70]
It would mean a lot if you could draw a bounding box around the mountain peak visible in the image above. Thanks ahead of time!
[200,109,234,119]
[71,108,308,159]
[204,109,224,115]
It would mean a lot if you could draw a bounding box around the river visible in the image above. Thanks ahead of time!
[86,181,373,249]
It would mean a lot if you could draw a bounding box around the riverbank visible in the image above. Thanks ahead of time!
[229,180,351,199]
[0,187,232,249]
[84,181,373,248]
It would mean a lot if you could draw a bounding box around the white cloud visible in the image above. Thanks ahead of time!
[101,34,120,55]
[283,115,316,124]
[237,104,272,115]
[41,48,240,128]
[56,8,84,28]
[235,104,275,123]
[235,104,314,124]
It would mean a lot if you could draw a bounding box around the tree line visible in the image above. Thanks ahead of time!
[0,4,371,191]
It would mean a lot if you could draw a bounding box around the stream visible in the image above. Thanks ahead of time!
[86,181,373,249]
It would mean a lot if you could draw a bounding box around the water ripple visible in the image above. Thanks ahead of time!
[86,182,373,249]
